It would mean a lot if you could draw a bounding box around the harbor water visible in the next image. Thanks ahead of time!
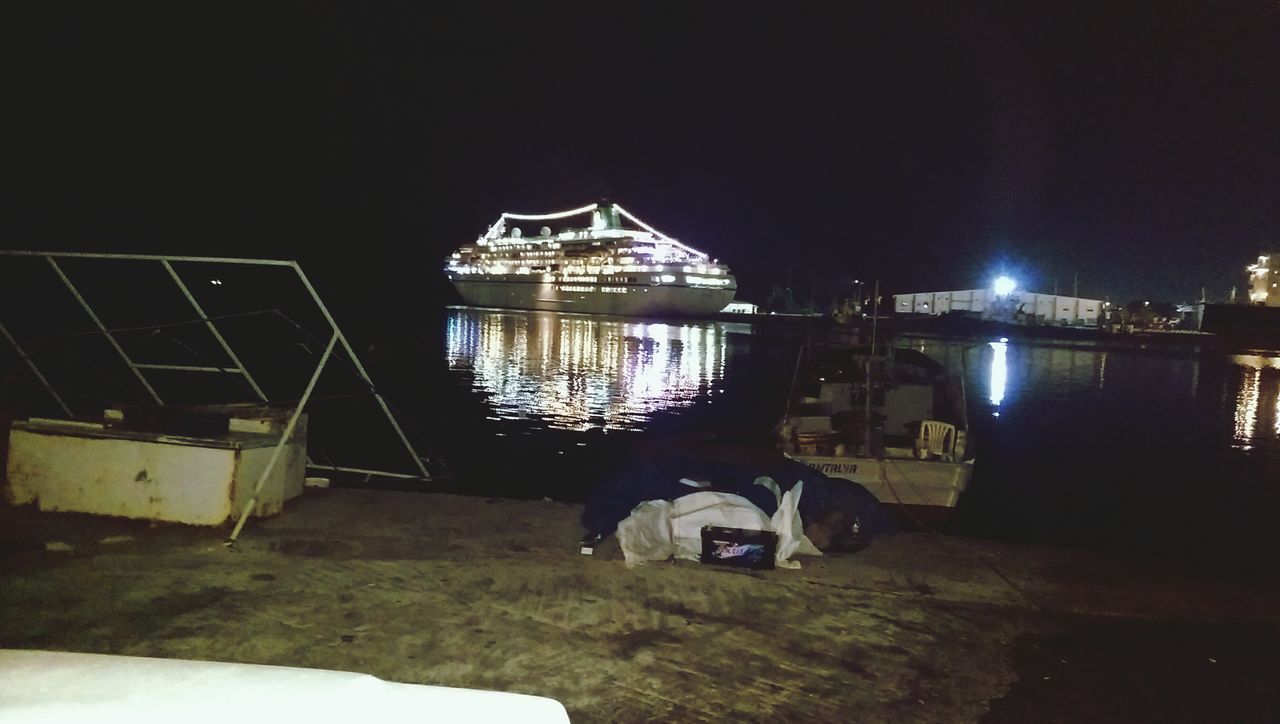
[416,308,1280,566]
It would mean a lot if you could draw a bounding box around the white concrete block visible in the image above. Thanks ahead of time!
[4,417,306,526]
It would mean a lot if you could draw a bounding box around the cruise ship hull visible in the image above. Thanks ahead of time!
[450,278,736,318]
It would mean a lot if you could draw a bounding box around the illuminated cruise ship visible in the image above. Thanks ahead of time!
[444,202,737,317]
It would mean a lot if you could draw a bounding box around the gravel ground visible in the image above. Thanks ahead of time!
[2,489,1278,722]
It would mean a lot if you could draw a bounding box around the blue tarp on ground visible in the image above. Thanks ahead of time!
[581,447,898,547]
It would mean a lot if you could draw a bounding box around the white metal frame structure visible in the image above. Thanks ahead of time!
[0,251,435,543]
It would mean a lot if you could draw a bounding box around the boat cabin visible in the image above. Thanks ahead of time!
[780,345,968,461]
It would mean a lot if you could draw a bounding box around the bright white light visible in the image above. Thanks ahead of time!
[993,276,1016,297]
[989,341,1008,407]
[660,274,676,283]
[502,202,600,222]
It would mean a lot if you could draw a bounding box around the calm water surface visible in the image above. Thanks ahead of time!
[445,310,735,431]
[438,308,1280,562]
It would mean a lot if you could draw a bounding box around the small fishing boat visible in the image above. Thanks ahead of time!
[776,343,974,524]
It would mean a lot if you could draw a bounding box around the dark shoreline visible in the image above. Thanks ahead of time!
[723,310,1280,356]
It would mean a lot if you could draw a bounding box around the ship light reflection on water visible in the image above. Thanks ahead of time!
[1234,368,1260,450]
[988,339,1008,414]
[445,310,727,431]
[1228,354,1280,451]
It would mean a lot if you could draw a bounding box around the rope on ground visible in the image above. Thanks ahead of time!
[879,456,1041,611]
[878,457,934,531]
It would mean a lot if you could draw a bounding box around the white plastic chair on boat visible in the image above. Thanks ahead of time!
[915,420,957,462]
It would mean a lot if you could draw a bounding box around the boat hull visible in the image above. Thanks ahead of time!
[787,453,973,512]
[449,277,736,318]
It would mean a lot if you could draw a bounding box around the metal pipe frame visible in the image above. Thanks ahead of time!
[46,257,165,405]
[310,464,431,480]
[289,262,432,479]
[0,321,73,418]
[0,251,434,488]
[226,331,337,545]
[133,363,246,373]
[162,259,268,401]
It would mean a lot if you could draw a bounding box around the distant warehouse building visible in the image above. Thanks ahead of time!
[894,288,1104,326]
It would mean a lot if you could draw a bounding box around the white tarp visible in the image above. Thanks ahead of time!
[616,479,822,569]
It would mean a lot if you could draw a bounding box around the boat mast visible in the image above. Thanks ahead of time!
[870,280,880,354]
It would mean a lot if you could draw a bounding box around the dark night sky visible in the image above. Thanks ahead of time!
[6,3,1278,307]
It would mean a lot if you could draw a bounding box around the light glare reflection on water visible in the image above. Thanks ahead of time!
[445,309,728,431]
[988,340,1008,409]
[915,337,1280,454]
[445,308,1280,458]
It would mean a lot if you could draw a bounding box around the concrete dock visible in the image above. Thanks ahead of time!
[2,489,1278,722]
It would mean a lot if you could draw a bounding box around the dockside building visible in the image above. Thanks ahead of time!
[1247,253,1280,306]
[894,289,1104,326]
